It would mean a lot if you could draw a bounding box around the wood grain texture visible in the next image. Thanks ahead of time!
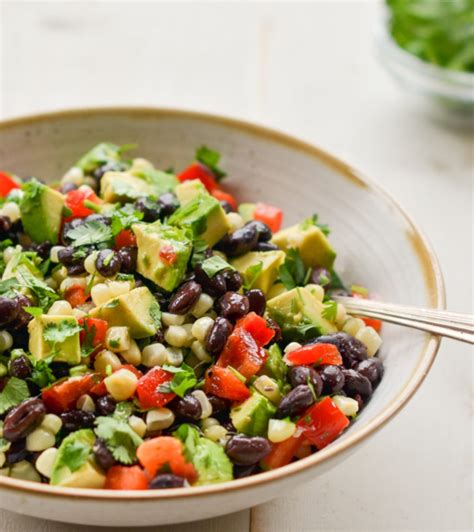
[0,1,472,531]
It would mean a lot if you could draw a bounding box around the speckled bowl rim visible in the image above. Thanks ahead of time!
[0,107,445,501]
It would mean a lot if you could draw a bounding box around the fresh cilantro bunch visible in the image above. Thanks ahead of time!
[278,249,311,290]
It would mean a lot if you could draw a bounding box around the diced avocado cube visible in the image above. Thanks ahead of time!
[262,343,288,386]
[130,166,178,197]
[168,194,231,247]
[20,180,64,244]
[272,223,336,270]
[266,287,337,342]
[230,392,276,437]
[238,202,256,222]
[89,286,160,338]
[100,172,154,202]
[28,315,81,365]
[231,250,285,294]
[132,222,193,292]
[175,179,207,205]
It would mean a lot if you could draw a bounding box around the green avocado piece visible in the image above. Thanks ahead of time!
[230,250,285,294]
[28,315,81,365]
[266,287,337,342]
[230,392,276,437]
[89,286,160,338]
[130,165,178,196]
[272,222,336,269]
[238,202,256,222]
[261,344,288,386]
[19,180,64,245]
[168,193,230,247]
[51,429,105,488]
[132,222,192,292]
[175,179,207,205]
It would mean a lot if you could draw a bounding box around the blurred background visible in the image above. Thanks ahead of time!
[0,1,472,531]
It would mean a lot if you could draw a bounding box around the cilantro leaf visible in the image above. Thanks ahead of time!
[94,416,143,465]
[161,363,197,398]
[322,300,338,321]
[0,278,21,298]
[27,355,57,388]
[60,440,92,472]
[51,429,95,483]
[191,239,209,268]
[43,319,82,348]
[201,255,234,278]
[113,401,135,421]
[278,249,311,290]
[110,204,143,237]
[300,214,331,237]
[24,306,43,318]
[75,142,133,174]
[0,377,30,414]
[195,146,226,180]
[66,221,113,248]
[242,262,263,291]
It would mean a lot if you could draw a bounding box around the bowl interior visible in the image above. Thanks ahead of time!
[0,108,443,498]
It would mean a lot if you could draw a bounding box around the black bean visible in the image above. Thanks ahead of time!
[62,218,85,243]
[9,355,32,379]
[95,395,116,416]
[5,440,29,465]
[253,242,279,252]
[356,358,384,386]
[219,200,233,214]
[245,289,266,316]
[151,329,165,345]
[276,385,315,419]
[226,435,271,466]
[207,395,230,414]
[59,182,78,194]
[308,332,367,368]
[319,365,345,394]
[117,246,137,273]
[288,366,323,396]
[50,362,71,380]
[93,438,116,470]
[266,317,282,343]
[233,464,258,479]
[173,395,202,420]
[0,215,13,235]
[149,473,186,489]
[245,221,272,242]
[168,281,202,315]
[342,369,373,399]
[25,241,52,259]
[9,295,33,330]
[84,214,112,225]
[95,249,122,277]
[0,296,19,326]
[158,193,179,217]
[9,329,29,351]
[60,410,96,433]
[67,262,86,276]
[215,224,259,257]
[215,292,249,321]
[135,197,161,223]
[93,162,126,180]
[222,269,243,292]
[206,317,233,355]
[57,246,77,266]
[194,264,227,297]
[310,267,331,286]
[3,398,46,442]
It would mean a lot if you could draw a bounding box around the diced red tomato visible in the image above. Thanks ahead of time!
[159,244,177,266]
[204,366,251,402]
[89,365,143,397]
[211,188,238,211]
[105,465,148,490]
[136,367,175,409]
[261,433,304,470]
[137,436,197,482]
[42,374,95,414]
[361,317,382,332]
[297,397,350,450]
[236,312,275,347]
[253,203,283,233]
[64,285,89,308]
[64,188,102,221]
[216,328,267,379]
[285,343,342,367]
[0,172,20,197]
[177,162,218,192]
[114,229,137,249]
[79,318,108,348]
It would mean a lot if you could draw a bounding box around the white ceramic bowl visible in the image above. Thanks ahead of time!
[0,108,444,527]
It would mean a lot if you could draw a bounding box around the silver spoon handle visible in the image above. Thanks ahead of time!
[334,296,474,345]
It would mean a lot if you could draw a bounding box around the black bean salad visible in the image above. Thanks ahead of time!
[0,144,383,489]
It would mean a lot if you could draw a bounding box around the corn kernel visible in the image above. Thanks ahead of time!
[50,246,65,263]
[355,326,382,357]
[91,283,112,306]
[284,342,302,354]
[164,325,188,348]
[48,300,73,316]
[104,368,138,401]
[201,417,220,430]
[142,343,167,367]
[165,347,183,367]
[226,212,244,231]
[105,326,131,353]
[35,448,58,478]
[0,331,13,352]
[191,390,213,419]
[0,452,5,468]
[84,252,98,275]
[107,280,132,298]
[41,414,62,435]
[72,308,87,320]
[94,350,122,376]
[305,283,325,302]
[191,316,214,342]
[190,340,212,363]
[120,338,142,365]
[335,304,347,328]
[191,294,214,318]
[343,317,365,337]
[52,266,68,284]
[162,312,186,326]
[332,395,359,417]
[0,202,21,222]
[204,425,228,443]
[61,166,84,185]
[26,428,56,452]
[146,408,175,432]
[253,375,282,405]
[77,394,95,412]
[129,415,147,438]
[268,419,296,443]
[60,276,87,293]
[10,460,41,482]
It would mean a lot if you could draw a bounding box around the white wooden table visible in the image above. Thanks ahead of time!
[0,2,472,531]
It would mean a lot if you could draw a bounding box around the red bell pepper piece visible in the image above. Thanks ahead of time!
[236,312,275,347]
[114,229,137,249]
[204,366,251,402]
[261,433,304,470]
[79,318,108,348]
[42,374,95,414]
[253,203,283,233]
[177,162,218,192]
[297,397,350,450]
[352,288,382,332]
[105,465,148,490]
[136,367,175,409]
[64,188,102,221]
[137,436,197,482]
[0,172,20,197]
[211,188,238,211]
[216,327,267,379]
[285,343,342,366]
[64,285,89,308]
[361,317,382,332]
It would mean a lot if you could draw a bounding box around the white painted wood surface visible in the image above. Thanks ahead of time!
[0,1,472,531]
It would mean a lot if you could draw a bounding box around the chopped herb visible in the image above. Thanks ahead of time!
[113,401,135,421]
[85,273,96,295]
[66,221,113,248]
[109,339,120,349]
[278,248,311,290]
[201,255,234,278]
[43,319,82,348]
[0,278,21,298]
[191,239,209,268]
[300,213,330,236]
[242,261,263,290]
[110,204,143,236]
[94,416,143,465]
[58,439,92,472]
[27,356,57,388]
[322,300,338,321]
[105,364,113,376]
[195,146,226,180]
[161,363,197,398]
[0,376,30,414]
[24,306,43,318]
